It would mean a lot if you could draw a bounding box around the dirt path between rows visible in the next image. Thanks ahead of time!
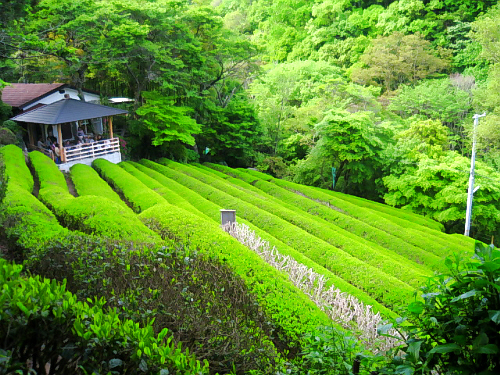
[65,173,78,197]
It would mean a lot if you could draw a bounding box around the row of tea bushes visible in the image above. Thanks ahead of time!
[29,152,159,243]
[138,159,396,318]
[238,166,444,232]
[139,203,333,345]
[0,147,207,374]
[326,189,444,232]
[120,162,201,215]
[0,258,208,374]
[147,160,414,308]
[205,163,444,272]
[87,161,336,346]
[164,161,430,287]
[89,160,340,342]
[194,164,435,276]
[241,168,474,256]
[69,164,130,210]
[0,145,67,251]
[93,158,165,212]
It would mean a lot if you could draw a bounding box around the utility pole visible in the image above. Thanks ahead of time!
[465,113,486,236]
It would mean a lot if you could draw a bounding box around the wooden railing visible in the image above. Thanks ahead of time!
[62,137,120,163]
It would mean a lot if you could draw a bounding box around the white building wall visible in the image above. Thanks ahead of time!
[23,88,100,111]
[57,152,122,172]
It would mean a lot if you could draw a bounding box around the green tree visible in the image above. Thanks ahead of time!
[196,88,262,167]
[383,152,500,235]
[351,32,450,92]
[293,109,387,196]
[389,78,473,150]
[135,91,201,147]
[131,91,201,159]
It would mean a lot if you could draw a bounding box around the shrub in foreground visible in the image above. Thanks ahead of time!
[0,258,207,374]
[375,242,500,374]
[25,234,282,374]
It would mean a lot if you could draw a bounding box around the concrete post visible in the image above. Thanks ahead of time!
[220,209,236,226]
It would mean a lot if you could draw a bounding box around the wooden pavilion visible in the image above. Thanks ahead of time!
[10,96,128,171]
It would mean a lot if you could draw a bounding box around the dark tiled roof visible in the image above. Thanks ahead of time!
[1,83,66,108]
[10,98,128,124]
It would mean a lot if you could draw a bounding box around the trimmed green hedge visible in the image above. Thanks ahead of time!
[139,203,333,345]
[0,146,67,250]
[239,167,444,232]
[70,163,129,209]
[1,145,33,192]
[165,161,431,287]
[205,163,444,272]
[25,232,285,374]
[120,162,200,215]
[325,190,444,232]
[139,159,396,318]
[29,150,68,191]
[238,167,473,257]
[90,160,335,343]
[0,258,208,374]
[93,158,165,213]
[148,160,415,308]
[29,153,159,243]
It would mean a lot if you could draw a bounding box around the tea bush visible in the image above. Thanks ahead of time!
[243,168,473,256]
[0,258,208,374]
[29,152,159,243]
[93,158,165,212]
[170,161,432,282]
[139,159,395,318]
[70,163,130,209]
[152,159,414,308]
[24,234,282,374]
[139,203,333,346]
[120,161,198,214]
[206,163,444,271]
[0,146,67,253]
[1,144,33,191]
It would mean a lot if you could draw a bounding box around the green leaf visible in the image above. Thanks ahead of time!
[395,364,415,375]
[488,310,500,324]
[407,340,423,361]
[408,301,424,314]
[429,343,461,354]
[475,344,498,354]
[451,289,477,303]
[377,323,393,335]
[16,302,30,316]
[109,359,123,369]
[139,359,148,372]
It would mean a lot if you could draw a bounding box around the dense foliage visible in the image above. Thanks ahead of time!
[376,242,500,374]
[2,0,500,238]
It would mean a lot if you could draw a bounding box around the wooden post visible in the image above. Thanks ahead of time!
[109,116,114,139]
[57,123,65,162]
[28,123,35,146]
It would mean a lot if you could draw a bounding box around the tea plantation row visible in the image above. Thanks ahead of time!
[0,145,476,373]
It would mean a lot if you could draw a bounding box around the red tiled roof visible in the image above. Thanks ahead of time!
[1,83,66,108]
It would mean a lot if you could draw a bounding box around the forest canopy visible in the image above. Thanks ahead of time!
[1,0,500,239]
